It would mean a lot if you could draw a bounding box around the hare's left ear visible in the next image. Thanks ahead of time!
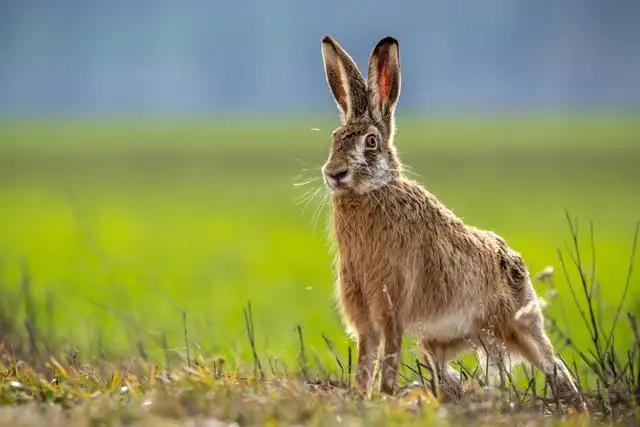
[367,37,401,120]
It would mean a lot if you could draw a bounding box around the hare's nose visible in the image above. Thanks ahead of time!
[327,169,349,182]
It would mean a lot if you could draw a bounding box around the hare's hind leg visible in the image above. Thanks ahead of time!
[509,320,587,412]
[419,339,468,400]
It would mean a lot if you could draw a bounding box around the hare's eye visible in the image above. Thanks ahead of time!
[365,134,377,150]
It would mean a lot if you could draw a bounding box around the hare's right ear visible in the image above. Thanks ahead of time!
[321,36,367,122]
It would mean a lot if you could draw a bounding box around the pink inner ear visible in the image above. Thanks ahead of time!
[377,48,391,102]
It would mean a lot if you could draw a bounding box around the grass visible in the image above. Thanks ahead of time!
[0,256,639,426]
[0,115,639,425]
[1,252,640,426]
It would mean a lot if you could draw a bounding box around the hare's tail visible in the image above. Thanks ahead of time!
[513,299,543,328]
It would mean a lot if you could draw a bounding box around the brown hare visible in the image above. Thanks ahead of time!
[319,35,586,411]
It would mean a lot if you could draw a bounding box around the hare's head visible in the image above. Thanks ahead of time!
[320,36,402,194]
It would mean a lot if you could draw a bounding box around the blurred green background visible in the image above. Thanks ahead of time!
[1,117,639,365]
[1,1,640,368]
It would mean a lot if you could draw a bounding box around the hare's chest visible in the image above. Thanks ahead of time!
[335,223,397,265]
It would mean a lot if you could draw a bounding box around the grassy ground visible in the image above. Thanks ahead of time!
[0,116,639,425]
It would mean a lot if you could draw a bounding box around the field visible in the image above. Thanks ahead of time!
[0,116,639,425]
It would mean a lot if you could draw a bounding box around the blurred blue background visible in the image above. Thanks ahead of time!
[2,0,640,116]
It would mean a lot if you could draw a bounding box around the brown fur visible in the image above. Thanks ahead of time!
[319,35,586,411]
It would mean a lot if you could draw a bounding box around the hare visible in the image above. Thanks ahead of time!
[319,35,586,410]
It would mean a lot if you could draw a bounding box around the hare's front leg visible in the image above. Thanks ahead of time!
[372,288,403,395]
[379,312,402,395]
[337,266,379,394]
[356,329,380,394]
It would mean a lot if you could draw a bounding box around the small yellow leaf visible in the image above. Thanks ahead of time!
[148,364,156,388]
[49,357,68,377]
[109,371,121,389]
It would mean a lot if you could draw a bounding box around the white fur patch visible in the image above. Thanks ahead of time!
[408,310,476,342]
[357,155,392,194]
[354,145,366,165]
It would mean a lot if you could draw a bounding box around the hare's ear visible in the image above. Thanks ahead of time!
[367,37,401,119]
[321,36,367,122]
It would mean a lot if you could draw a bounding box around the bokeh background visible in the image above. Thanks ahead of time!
[0,1,639,363]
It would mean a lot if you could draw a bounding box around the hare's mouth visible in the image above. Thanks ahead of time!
[324,175,353,192]
[323,167,353,191]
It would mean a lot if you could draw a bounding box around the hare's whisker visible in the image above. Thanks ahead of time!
[293,176,321,187]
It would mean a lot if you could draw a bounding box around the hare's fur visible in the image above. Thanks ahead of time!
[320,35,586,410]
